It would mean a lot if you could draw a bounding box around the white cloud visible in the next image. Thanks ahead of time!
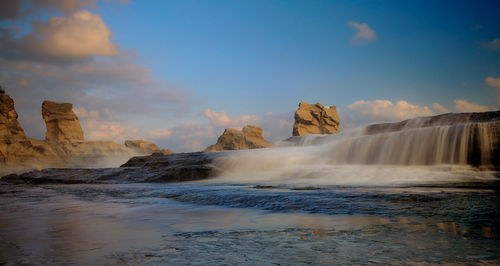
[486,76,500,90]
[347,99,434,122]
[432,103,452,114]
[348,21,376,45]
[454,99,490,112]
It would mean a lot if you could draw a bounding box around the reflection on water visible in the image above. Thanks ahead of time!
[0,183,499,264]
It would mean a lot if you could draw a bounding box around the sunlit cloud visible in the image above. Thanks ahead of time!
[347,99,434,122]
[485,76,500,90]
[454,99,490,112]
[202,109,260,128]
[432,103,452,114]
[0,10,119,62]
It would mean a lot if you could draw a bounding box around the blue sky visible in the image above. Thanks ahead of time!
[1,0,500,151]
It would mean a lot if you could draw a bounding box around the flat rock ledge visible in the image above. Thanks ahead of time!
[1,152,224,185]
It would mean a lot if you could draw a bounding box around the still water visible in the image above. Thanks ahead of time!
[1,178,498,265]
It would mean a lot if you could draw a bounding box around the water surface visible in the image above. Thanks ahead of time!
[1,180,498,265]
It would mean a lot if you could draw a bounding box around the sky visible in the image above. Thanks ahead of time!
[1,0,500,152]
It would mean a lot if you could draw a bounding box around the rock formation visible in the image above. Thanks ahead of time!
[0,94,173,174]
[42,101,84,144]
[1,94,35,166]
[2,152,220,184]
[125,140,173,155]
[204,125,273,152]
[292,102,340,136]
[3,110,500,185]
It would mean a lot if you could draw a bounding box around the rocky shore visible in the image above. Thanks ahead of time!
[1,152,222,185]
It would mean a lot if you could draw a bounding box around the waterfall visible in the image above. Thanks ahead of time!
[212,118,499,185]
[322,123,497,166]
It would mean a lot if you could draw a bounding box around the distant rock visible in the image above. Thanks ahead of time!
[42,100,84,144]
[125,140,174,155]
[204,125,273,152]
[0,95,173,174]
[293,102,340,136]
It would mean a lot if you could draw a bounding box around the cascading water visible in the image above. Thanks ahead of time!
[212,115,500,186]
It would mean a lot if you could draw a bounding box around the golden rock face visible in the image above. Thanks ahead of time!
[204,125,273,152]
[293,102,340,136]
[42,100,85,144]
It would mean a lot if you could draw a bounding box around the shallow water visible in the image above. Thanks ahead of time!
[1,179,499,265]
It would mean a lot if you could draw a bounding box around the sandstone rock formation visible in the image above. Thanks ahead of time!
[204,125,273,152]
[0,94,173,174]
[42,100,84,144]
[125,140,174,155]
[293,102,340,136]
[1,94,35,166]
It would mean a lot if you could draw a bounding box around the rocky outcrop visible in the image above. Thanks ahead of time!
[292,102,340,136]
[125,140,174,155]
[2,152,220,184]
[0,94,173,174]
[204,125,273,152]
[1,94,29,143]
[1,94,35,166]
[42,100,84,144]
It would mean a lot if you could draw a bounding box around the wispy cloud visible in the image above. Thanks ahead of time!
[432,103,451,113]
[202,109,261,128]
[473,24,483,30]
[486,76,500,90]
[348,21,376,45]
[482,38,500,51]
[454,99,490,112]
